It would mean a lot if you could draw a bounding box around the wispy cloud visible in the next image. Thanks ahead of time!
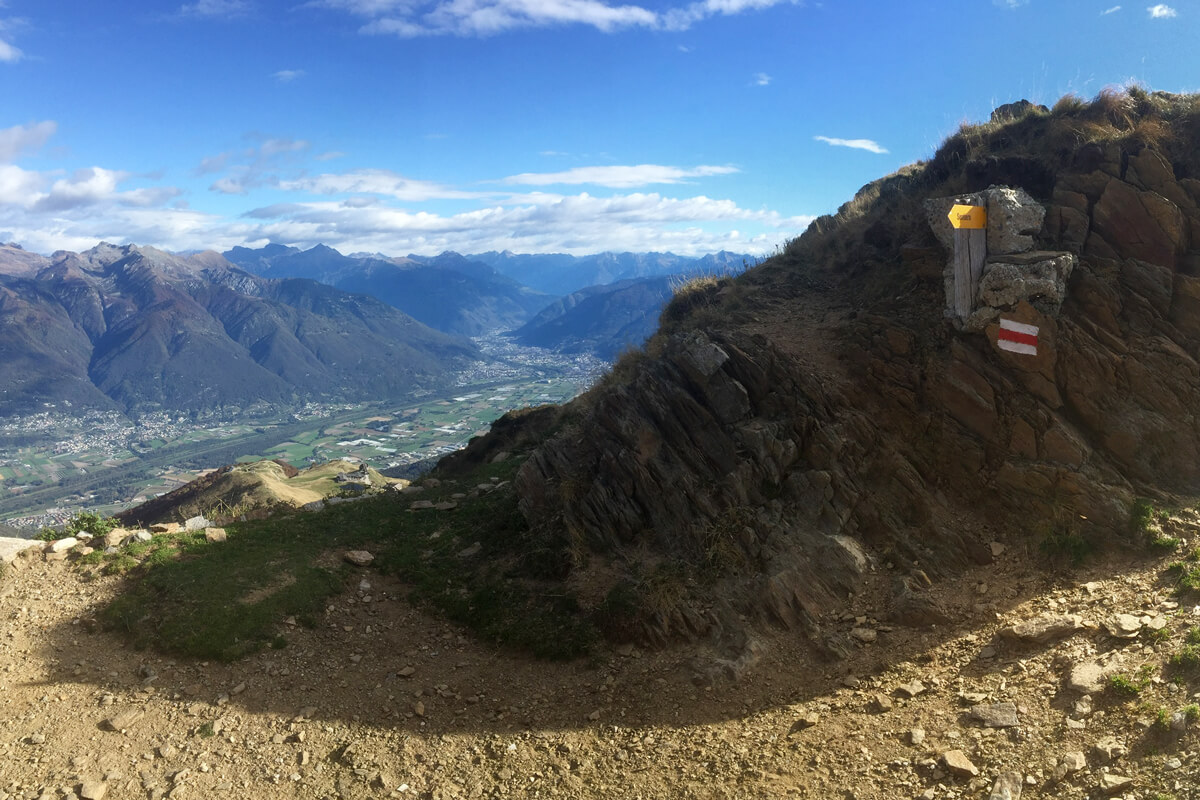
[0,121,57,162]
[198,136,311,193]
[179,0,251,18]
[1148,3,1176,17]
[0,38,19,62]
[278,168,489,201]
[992,0,1028,7]
[501,164,739,188]
[0,14,25,62]
[312,0,797,37]
[813,136,888,154]
[753,72,771,86]
[273,69,306,82]
[1101,5,1121,13]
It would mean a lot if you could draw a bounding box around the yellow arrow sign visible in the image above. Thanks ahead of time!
[948,204,987,229]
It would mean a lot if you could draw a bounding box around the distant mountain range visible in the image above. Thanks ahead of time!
[0,243,478,416]
[511,276,676,359]
[471,250,753,296]
[224,244,754,354]
[223,245,550,337]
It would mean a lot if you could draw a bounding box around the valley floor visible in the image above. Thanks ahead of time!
[1,528,1198,799]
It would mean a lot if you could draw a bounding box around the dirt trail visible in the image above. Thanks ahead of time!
[3,528,1199,800]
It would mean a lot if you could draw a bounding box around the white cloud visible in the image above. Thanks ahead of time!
[813,135,888,154]
[991,0,1028,7]
[0,164,43,204]
[502,164,739,188]
[0,14,24,62]
[753,72,770,86]
[211,176,250,195]
[196,136,311,191]
[234,190,812,255]
[180,0,251,17]
[1148,3,1176,17]
[279,169,490,201]
[314,0,796,37]
[1101,5,1121,13]
[260,138,310,157]
[273,69,306,82]
[0,121,56,162]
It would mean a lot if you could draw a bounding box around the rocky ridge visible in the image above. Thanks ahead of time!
[498,91,1200,656]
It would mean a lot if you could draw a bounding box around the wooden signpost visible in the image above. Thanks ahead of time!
[947,204,987,319]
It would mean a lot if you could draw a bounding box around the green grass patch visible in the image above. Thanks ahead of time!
[97,455,596,662]
[1039,524,1093,565]
[1167,549,1200,595]
[1108,664,1156,698]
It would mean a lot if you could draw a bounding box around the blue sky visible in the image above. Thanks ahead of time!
[0,0,1196,256]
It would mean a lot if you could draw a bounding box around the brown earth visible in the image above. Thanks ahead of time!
[2,523,1199,800]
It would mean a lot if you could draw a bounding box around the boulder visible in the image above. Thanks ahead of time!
[985,186,1046,254]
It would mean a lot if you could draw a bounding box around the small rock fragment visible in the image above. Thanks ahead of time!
[343,550,374,567]
[789,712,820,733]
[1103,614,1142,638]
[941,749,979,778]
[971,702,1019,728]
[1092,737,1126,764]
[896,680,927,698]
[850,627,877,643]
[102,708,144,732]
[79,780,106,800]
[987,771,1022,800]
[1001,614,1086,644]
[1098,773,1133,795]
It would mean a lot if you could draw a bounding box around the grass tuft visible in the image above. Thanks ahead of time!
[97,455,597,662]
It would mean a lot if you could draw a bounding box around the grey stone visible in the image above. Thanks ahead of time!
[1098,774,1133,795]
[1060,751,1086,773]
[985,186,1045,254]
[0,537,41,564]
[1066,660,1112,694]
[987,771,1023,800]
[850,627,877,643]
[971,702,1020,728]
[1104,614,1142,638]
[46,537,79,553]
[102,708,144,731]
[1092,737,1126,763]
[895,680,927,698]
[788,711,820,733]
[183,516,210,531]
[343,550,374,567]
[1002,613,1086,644]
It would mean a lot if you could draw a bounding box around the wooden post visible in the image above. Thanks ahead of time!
[946,203,988,319]
[953,227,987,318]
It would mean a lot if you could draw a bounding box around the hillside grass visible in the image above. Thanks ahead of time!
[96,455,596,662]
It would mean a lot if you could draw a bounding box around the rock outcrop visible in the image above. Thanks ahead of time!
[466,91,1200,651]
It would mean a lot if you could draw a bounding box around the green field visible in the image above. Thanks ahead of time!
[0,373,590,524]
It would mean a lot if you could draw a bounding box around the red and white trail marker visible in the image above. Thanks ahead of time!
[997,318,1039,356]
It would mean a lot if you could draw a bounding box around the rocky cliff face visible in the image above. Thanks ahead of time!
[480,90,1200,655]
